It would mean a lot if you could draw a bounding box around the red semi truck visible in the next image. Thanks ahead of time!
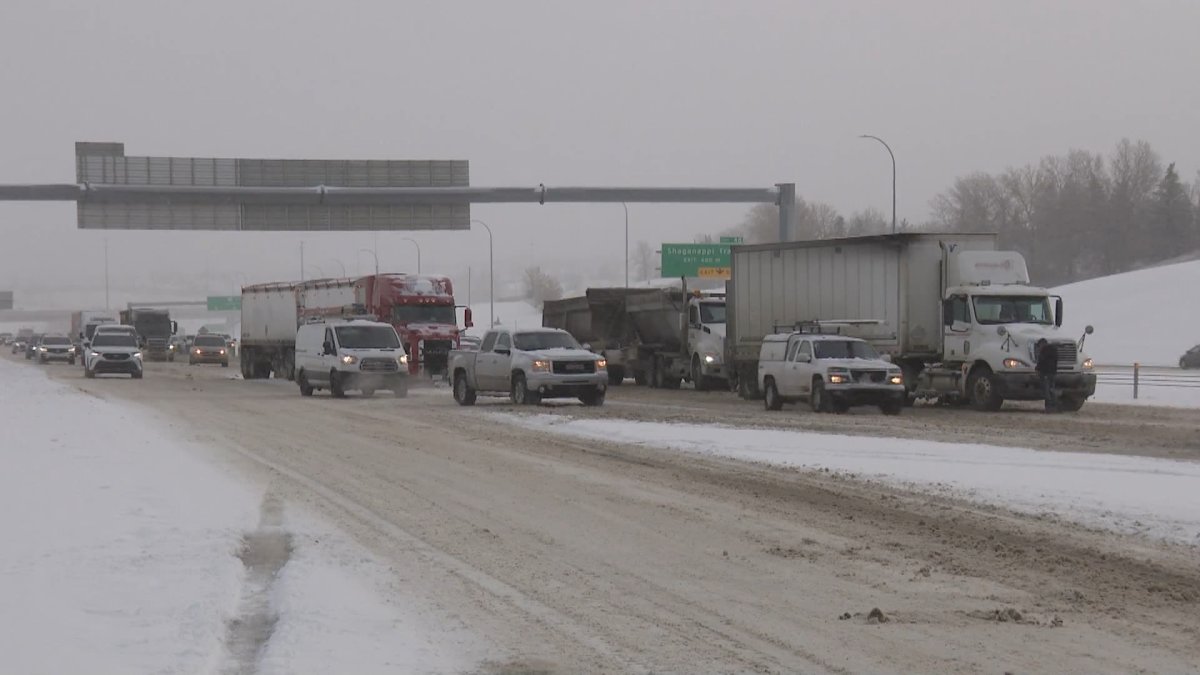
[240,273,471,379]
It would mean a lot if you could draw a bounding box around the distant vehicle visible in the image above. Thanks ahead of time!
[449,327,608,406]
[543,286,728,390]
[93,324,139,338]
[1181,345,1200,369]
[458,335,482,351]
[84,331,144,379]
[36,335,77,365]
[0,332,11,345]
[294,318,409,398]
[758,332,905,415]
[168,335,188,359]
[70,310,118,356]
[10,339,25,354]
[189,334,230,367]
[727,233,1097,412]
[25,334,44,360]
[118,308,177,361]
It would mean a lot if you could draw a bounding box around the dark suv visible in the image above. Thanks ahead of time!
[1181,344,1200,369]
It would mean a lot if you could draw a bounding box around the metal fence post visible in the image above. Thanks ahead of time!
[1133,362,1139,400]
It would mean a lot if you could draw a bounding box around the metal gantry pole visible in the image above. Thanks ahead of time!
[470,219,494,328]
[621,202,629,288]
[859,134,897,234]
[104,237,110,310]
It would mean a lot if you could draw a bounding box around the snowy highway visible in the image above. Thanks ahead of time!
[5,352,1200,674]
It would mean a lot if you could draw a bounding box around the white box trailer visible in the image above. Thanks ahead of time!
[240,283,302,379]
[727,233,1098,411]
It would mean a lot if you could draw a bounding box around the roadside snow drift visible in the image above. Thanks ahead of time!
[0,361,478,674]
[1055,259,1200,367]
[501,414,1200,546]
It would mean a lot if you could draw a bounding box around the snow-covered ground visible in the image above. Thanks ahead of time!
[1055,259,1200,367]
[498,414,1200,547]
[0,360,477,674]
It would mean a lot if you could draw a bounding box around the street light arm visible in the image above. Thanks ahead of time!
[858,134,897,234]
[470,219,495,329]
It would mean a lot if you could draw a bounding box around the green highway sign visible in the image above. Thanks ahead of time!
[719,236,744,244]
[207,295,242,311]
[660,243,732,279]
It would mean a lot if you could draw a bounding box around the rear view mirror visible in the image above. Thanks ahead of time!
[1055,297,1064,327]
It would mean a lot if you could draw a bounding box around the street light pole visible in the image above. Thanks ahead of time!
[470,219,494,328]
[401,237,421,274]
[621,202,629,288]
[300,241,305,282]
[328,258,346,277]
[104,237,110,310]
[859,134,897,234]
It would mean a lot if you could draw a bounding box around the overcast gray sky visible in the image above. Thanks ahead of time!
[2,0,1198,307]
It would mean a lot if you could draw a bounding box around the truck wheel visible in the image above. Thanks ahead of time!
[298,371,314,397]
[580,389,605,406]
[633,370,648,386]
[511,373,541,405]
[763,379,783,411]
[811,379,834,413]
[330,370,346,398]
[608,367,624,386]
[692,357,709,392]
[1057,395,1085,412]
[967,367,1004,412]
[453,372,477,406]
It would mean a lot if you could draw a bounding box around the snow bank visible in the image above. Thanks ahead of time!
[0,362,258,674]
[1055,260,1200,367]
[0,360,482,673]
[498,414,1200,546]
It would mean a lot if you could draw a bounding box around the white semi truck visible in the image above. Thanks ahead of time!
[727,233,1098,411]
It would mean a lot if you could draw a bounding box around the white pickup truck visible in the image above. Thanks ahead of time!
[448,327,609,406]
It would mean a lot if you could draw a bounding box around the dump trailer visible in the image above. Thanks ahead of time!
[726,232,1098,411]
[118,308,176,361]
[70,310,118,346]
[542,288,658,385]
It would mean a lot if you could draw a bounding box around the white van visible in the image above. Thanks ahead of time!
[294,319,409,398]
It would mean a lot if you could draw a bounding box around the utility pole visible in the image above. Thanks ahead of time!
[104,237,110,310]
[621,202,629,288]
[300,241,305,282]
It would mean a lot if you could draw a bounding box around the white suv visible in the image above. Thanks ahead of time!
[294,319,409,398]
[758,333,904,414]
[85,330,144,379]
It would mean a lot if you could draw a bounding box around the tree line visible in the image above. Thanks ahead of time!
[720,139,1200,286]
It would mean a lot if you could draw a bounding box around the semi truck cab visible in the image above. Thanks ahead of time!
[919,249,1097,410]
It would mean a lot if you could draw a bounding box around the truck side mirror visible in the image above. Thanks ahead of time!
[463,307,474,329]
[1054,298,1063,327]
[171,320,179,334]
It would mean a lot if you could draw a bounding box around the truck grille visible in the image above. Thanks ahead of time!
[852,369,887,383]
[1055,343,1077,372]
[422,339,453,356]
[359,358,399,373]
[103,353,130,360]
[553,360,596,375]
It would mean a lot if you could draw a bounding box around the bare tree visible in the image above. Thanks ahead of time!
[522,266,564,308]
[632,241,656,281]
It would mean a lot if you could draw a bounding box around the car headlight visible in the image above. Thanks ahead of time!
[703,354,717,364]
[340,355,358,365]
[887,370,904,385]
[398,354,408,365]
[133,352,143,359]
[38,346,46,352]
[827,369,850,384]
[530,359,550,373]
[1082,358,1094,370]
[194,348,202,355]
[596,358,607,370]
[168,344,176,351]
[90,351,100,358]
[219,349,226,355]
[1003,358,1030,369]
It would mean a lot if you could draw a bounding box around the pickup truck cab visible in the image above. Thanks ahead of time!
[449,327,608,406]
[294,318,409,398]
[758,333,905,415]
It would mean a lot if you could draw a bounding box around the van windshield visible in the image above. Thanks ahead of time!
[335,325,401,349]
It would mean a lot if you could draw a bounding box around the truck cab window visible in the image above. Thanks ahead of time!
[947,295,970,326]
[495,333,511,352]
[480,332,497,352]
[689,305,700,327]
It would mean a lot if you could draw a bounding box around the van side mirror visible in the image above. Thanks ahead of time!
[463,307,474,329]
[1054,297,1064,327]
[322,340,334,355]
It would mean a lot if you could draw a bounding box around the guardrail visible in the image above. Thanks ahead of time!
[1095,364,1200,399]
